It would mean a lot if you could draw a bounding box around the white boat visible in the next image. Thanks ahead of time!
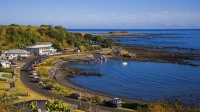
[122,61,127,65]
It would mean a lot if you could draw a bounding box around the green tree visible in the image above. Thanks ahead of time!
[28,100,38,112]
[0,93,23,111]
[46,29,59,39]
[9,23,20,26]
[54,25,64,29]
[46,97,70,112]
[37,28,48,36]
[52,43,62,52]
[40,24,52,27]
[78,45,86,52]
[101,38,115,48]
[6,27,17,36]
[84,34,93,42]
[0,27,4,34]
[94,35,104,44]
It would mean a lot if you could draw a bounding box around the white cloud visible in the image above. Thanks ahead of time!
[194,22,200,26]
[9,11,199,28]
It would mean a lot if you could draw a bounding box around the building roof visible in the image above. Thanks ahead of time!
[6,49,30,54]
[26,45,53,48]
[35,42,52,45]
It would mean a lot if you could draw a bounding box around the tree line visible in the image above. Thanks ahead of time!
[0,24,115,54]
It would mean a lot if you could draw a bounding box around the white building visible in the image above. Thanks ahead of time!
[0,61,11,68]
[5,49,30,60]
[25,42,57,55]
[0,55,11,68]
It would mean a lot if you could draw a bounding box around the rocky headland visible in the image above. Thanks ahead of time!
[110,45,200,66]
[93,31,174,37]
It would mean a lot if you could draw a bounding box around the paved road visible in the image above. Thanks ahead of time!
[19,55,133,112]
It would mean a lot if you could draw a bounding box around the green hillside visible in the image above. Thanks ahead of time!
[0,24,114,53]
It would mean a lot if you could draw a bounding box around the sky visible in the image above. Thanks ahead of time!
[1,0,200,29]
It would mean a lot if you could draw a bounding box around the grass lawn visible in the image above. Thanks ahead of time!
[0,80,48,103]
[2,73,13,78]
[1,73,20,78]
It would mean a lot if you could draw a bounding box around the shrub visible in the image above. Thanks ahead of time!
[122,102,147,110]
[0,68,13,73]
[138,101,200,112]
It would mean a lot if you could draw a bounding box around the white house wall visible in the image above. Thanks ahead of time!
[0,61,11,68]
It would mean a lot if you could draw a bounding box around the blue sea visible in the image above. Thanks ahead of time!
[67,29,200,105]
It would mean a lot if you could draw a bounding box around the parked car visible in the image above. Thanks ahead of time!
[10,61,18,67]
[33,65,37,69]
[33,75,38,79]
[111,98,122,106]
[103,101,118,108]
[29,74,38,78]
[30,71,36,74]
[81,97,91,102]
[38,59,42,63]
[28,67,35,71]
[46,84,55,90]
[70,93,82,99]
[35,78,42,83]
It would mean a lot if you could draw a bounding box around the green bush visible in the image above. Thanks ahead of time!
[0,68,13,73]
[122,102,147,110]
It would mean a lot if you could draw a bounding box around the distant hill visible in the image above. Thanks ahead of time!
[0,24,115,54]
[0,24,85,51]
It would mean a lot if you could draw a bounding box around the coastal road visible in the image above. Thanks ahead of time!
[19,55,133,112]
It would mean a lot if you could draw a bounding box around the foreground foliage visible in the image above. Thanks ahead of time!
[137,100,200,112]
[28,97,70,112]
[46,97,71,112]
[0,93,24,112]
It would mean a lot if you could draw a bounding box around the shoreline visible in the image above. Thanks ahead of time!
[92,31,175,37]
[51,59,148,104]
[48,43,200,105]
[113,45,200,67]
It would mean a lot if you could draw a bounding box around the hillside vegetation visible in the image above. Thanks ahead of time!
[0,24,114,53]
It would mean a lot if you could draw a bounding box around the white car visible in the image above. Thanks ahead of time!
[29,74,38,78]
[33,75,39,79]
[32,72,37,75]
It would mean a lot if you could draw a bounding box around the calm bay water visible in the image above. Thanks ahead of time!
[67,29,200,105]
[68,29,200,53]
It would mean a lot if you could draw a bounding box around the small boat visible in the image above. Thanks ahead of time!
[122,61,127,65]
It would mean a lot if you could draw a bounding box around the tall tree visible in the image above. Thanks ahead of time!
[94,35,104,44]
[84,34,93,42]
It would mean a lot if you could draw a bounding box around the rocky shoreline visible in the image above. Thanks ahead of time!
[93,31,174,37]
[110,45,200,66]
[55,66,102,77]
